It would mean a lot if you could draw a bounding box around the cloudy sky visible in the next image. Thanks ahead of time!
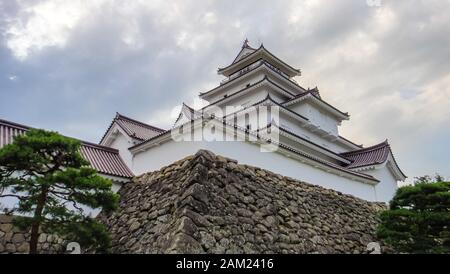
[0,0,449,182]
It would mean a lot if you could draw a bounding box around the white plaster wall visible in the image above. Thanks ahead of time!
[266,69,304,95]
[132,137,380,201]
[279,114,350,153]
[132,139,205,176]
[215,87,285,108]
[279,135,342,165]
[218,86,286,108]
[364,165,399,203]
[109,133,134,168]
[214,105,350,154]
[206,73,266,103]
[289,103,340,136]
[204,68,297,105]
[206,87,287,118]
[203,140,378,201]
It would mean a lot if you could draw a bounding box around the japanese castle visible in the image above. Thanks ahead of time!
[0,40,406,203]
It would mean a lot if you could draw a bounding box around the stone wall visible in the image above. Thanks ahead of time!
[1,150,389,254]
[0,214,64,254]
[99,150,388,254]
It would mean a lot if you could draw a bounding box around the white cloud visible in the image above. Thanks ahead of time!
[147,106,180,130]
[202,12,217,25]
[3,0,104,60]
[8,75,18,81]
[0,0,449,179]
[314,31,379,69]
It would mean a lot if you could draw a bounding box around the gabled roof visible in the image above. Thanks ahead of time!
[218,44,301,77]
[283,89,350,120]
[184,98,355,164]
[79,142,134,178]
[200,60,306,99]
[0,118,134,179]
[216,94,309,129]
[230,39,257,64]
[202,75,296,110]
[341,140,406,180]
[341,140,391,168]
[100,112,165,144]
[252,94,309,122]
[217,94,361,152]
[173,103,200,128]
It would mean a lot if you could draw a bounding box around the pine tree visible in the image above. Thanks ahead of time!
[0,129,119,253]
[377,180,450,253]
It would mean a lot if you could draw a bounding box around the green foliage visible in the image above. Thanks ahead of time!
[0,129,119,253]
[377,180,450,254]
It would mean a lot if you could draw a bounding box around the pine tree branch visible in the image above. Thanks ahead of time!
[49,189,71,196]
[0,194,29,200]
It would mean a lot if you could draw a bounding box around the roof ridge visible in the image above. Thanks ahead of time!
[218,44,300,75]
[340,139,406,179]
[341,140,389,156]
[116,112,165,132]
[230,40,257,64]
[182,103,196,114]
[0,117,133,178]
[201,59,306,97]
[172,103,198,128]
[0,117,117,151]
[242,38,256,50]
[283,91,350,118]
[81,140,120,153]
[0,118,32,130]
[100,112,166,143]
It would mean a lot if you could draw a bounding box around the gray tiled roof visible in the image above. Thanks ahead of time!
[100,112,165,143]
[341,140,406,178]
[0,118,133,179]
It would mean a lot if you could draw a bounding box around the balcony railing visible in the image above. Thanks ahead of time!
[220,60,297,85]
[220,60,263,85]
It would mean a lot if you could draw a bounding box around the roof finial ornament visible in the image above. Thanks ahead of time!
[242,38,250,48]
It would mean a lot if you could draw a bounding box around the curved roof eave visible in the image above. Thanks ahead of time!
[283,92,350,120]
[218,45,300,77]
[129,116,379,184]
[342,140,407,180]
